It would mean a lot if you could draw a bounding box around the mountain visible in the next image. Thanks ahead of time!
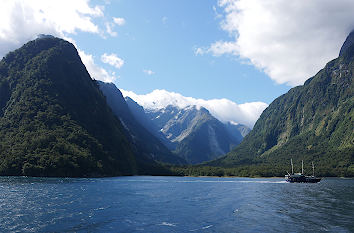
[121,89,268,129]
[224,121,251,143]
[98,81,185,164]
[125,96,174,149]
[141,105,248,164]
[210,33,354,177]
[0,36,169,177]
[339,31,354,56]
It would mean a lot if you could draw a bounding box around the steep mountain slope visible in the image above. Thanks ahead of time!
[125,96,174,149]
[122,90,254,164]
[144,105,246,164]
[0,36,166,177]
[98,81,185,164]
[211,33,354,176]
[224,122,251,143]
[340,31,354,56]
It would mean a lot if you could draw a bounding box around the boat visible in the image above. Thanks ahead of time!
[285,159,321,183]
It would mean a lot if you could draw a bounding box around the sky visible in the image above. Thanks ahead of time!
[1,0,354,127]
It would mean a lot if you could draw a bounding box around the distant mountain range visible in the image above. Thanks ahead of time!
[120,89,267,129]
[98,81,185,165]
[124,97,250,164]
[125,97,176,149]
[208,31,354,177]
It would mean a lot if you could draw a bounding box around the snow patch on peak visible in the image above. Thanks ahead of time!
[229,121,239,126]
[121,89,268,128]
[121,89,194,110]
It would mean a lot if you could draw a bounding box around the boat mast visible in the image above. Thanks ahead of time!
[291,158,294,174]
[312,162,315,177]
[302,160,304,174]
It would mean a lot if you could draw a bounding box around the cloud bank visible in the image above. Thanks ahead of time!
[198,0,354,86]
[121,89,267,128]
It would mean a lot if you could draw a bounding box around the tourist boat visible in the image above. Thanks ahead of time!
[285,159,321,183]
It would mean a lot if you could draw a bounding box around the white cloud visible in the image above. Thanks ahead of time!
[106,17,125,36]
[101,53,124,69]
[79,50,117,82]
[121,89,267,128]
[199,0,354,86]
[196,41,239,56]
[0,0,103,59]
[105,22,117,37]
[113,17,126,26]
[143,69,155,75]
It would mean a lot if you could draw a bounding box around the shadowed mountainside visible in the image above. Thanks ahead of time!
[98,81,186,165]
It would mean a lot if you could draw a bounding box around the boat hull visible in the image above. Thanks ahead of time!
[286,175,321,183]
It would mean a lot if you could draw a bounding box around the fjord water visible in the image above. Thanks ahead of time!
[0,176,353,232]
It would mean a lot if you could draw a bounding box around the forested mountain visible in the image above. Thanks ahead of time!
[0,36,169,177]
[208,32,354,177]
[98,81,185,164]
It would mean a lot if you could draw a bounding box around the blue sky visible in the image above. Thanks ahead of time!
[71,0,290,104]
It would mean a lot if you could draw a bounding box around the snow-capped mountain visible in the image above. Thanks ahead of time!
[98,81,186,165]
[121,89,267,129]
[125,97,251,164]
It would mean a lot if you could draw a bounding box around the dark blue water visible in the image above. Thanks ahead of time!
[0,176,353,232]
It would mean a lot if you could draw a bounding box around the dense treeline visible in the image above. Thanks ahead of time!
[169,162,354,177]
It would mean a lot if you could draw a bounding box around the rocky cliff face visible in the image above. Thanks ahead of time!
[125,96,174,149]
[133,104,248,164]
